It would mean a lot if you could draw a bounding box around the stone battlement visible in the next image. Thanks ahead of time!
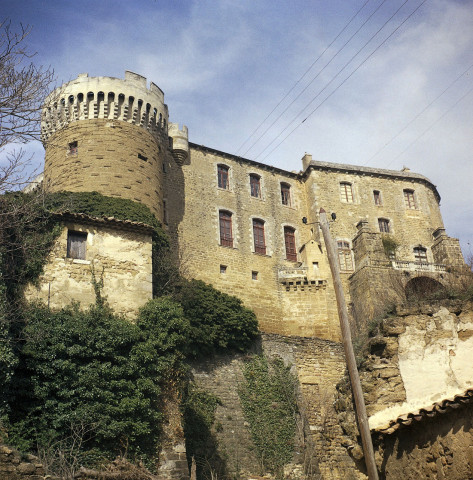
[41,71,169,143]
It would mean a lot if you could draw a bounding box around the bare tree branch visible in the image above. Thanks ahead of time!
[0,20,55,192]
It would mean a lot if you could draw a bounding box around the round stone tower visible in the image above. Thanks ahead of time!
[41,71,188,221]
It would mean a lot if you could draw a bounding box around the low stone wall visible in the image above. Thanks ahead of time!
[0,444,49,480]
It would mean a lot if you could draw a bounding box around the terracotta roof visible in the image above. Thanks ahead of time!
[373,388,473,434]
[52,211,155,234]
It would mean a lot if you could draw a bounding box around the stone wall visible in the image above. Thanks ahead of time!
[0,444,47,480]
[167,145,341,340]
[190,334,366,480]
[164,143,459,341]
[44,119,166,220]
[25,220,153,317]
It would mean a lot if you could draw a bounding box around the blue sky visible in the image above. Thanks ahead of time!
[3,0,473,256]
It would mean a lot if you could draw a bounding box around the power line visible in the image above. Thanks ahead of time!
[257,0,426,162]
[236,0,374,156]
[385,83,473,166]
[365,62,473,165]
[241,0,388,157]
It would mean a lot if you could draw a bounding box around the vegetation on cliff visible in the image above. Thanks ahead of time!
[0,189,259,476]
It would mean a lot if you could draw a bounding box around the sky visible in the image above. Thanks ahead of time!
[3,0,473,256]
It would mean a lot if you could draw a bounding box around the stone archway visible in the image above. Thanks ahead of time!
[405,276,445,300]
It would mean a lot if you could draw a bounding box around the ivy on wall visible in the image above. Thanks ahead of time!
[239,355,298,477]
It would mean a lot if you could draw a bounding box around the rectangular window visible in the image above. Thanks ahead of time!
[340,182,354,203]
[281,183,291,206]
[414,247,427,263]
[337,241,354,271]
[252,271,258,280]
[218,165,229,189]
[378,218,390,233]
[67,231,87,260]
[253,219,266,255]
[284,227,297,261]
[219,211,233,247]
[373,190,381,205]
[220,264,227,274]
[404,189,416,209]
[68,141,78,156]
[250,174,261,198]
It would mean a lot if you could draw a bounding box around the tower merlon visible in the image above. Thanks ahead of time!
[168,123,189,164]
[41,71,168,144]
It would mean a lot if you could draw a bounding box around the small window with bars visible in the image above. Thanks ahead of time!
[281,183,291,206]
[378,218,390,233]
[337,241,354,272]
[219,210,233,247]
[404,189,416,209]
[413,246,428,263]
[250,174,261,198]
[340,182,354,203]
[68,141,78,156]
[67,231,87,260]
[253,219,266,255]
[218,165,229,189]
[373,190,382,205]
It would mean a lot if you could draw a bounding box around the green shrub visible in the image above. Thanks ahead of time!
[7,302,169,464]
[174,279,259,357]
[135,297,190,379]
[239,355,298,476]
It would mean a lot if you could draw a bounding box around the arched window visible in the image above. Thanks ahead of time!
[378,218,390,233]
[281,183,291,206]
[337,241,354,271]
[284,226,297,261]
[253,219,266,255]
[218,165,229,189]
[413,246,427,263]
[404,189,416,209]
[340,182,354,203]
[219,210,233,247]
[250,174,261,198]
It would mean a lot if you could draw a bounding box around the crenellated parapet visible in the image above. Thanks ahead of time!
[168,123,189,164]
[41,71,170,144]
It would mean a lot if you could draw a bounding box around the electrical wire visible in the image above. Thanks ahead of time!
[235,0,373,155]
[241,0,389,158]
[385,83,473,166]
[257,0,427,162]
[365,62,473,165]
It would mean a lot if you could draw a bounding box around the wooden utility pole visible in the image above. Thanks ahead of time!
[318,208,379,480]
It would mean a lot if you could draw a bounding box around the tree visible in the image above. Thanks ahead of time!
[0,20,54,192]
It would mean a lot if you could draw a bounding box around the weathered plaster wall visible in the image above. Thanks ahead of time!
[336,300,473,480]
[25,223,153,317]
[368,302,473,429]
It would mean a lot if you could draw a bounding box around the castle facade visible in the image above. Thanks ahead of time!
[36,71,467,340]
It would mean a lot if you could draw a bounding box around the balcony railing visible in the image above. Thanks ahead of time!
[278,266,307,282]
[391,260,446,272]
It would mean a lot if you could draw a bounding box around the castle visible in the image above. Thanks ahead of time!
[30,70,467,341]
[21,71,473,479]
